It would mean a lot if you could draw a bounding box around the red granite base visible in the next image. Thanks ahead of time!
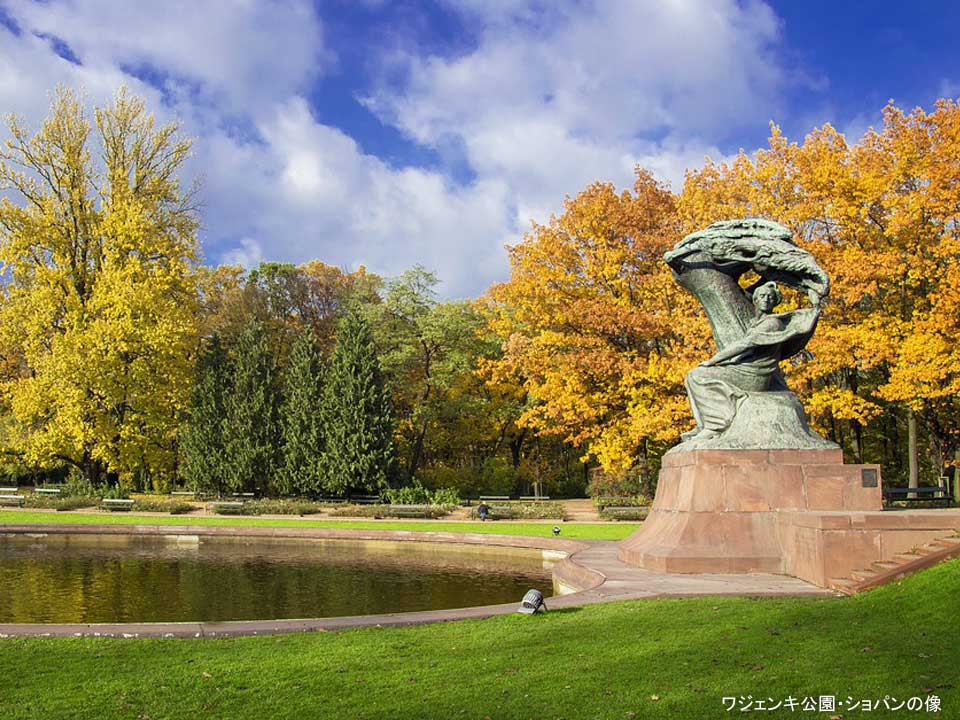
[776,509,960,586]
[618,448,896,583]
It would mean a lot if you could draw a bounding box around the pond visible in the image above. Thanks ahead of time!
[0,533,555,624]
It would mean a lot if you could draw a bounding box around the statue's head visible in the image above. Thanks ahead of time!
[752,282,782,312]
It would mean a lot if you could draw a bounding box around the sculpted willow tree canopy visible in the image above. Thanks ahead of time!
[663,218,835,451]
[0,88,199,485]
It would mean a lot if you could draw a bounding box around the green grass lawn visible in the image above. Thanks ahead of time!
[0,510,638,541]
[1,556,957,719]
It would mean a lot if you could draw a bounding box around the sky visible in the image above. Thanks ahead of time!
[1,0,959,297]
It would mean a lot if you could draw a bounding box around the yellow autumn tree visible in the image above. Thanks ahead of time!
[485,169,709,472]
[0,88,200,487]
[679,100,960,483]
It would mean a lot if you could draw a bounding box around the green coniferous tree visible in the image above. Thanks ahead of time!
[180,334,230,496]
[280,328,327,494]
[223,318,281,495]
[322,308,395,496]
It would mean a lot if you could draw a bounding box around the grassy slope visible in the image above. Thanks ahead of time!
[1,557,958,719]
[0,510,637,541]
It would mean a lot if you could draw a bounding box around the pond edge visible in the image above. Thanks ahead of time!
[0,523,604,638]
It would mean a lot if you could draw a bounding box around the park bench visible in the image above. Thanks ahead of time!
[602,506,649,521]
[209,500,244,514]
[100,498,135,512]
[0,486,18,493]
[519,496,550,501]
[595,499,641,512]
[486,504,516,520]
[35,487,61,495]
[317,496,348,504]
[387,504,435,518]
[171,491,197,498]
[209,501,244,514]
[351,495,380,504]
[479,495,511,502]
[0,493,24,507]
[882,486,954,506]
[230,492,255,499]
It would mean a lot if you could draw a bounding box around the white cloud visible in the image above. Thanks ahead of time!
[938,78,960,100]
[365,0,786,242]
[221,238,265,269]
[0,25,148,127]
[838,112,874,145]
[5,0,328,116]
[198,98,515,296]
[0,0,793,297]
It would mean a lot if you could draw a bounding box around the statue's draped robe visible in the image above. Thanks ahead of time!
[685,308,820,433]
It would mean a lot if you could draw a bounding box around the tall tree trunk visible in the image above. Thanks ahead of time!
[408,422,427,480]
[953,449,960,504]
[907,407,919,497]
[851,420,864,464]
[638,438,653,498]
[533,438,541,498]
[848,370,863,463]
[889,410,901,477]
[509,428,527,469]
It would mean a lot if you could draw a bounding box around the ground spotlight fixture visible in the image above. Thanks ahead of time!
[518,588,547,614]
[552,526,561,536]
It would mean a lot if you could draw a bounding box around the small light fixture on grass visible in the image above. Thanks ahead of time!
[552,526,561,536]
[518,588,547,614]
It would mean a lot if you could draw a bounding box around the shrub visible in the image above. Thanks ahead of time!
[381,480,432,505]
[241,498,326,516]
[57,467,86,494]
[61,476,97,498]
[382,482,462,507]
[599,506,649,521]
[587,466,643,498]
[0,460,35,488]
[101,485,131,500]
[431,487,462,506]
[479,458,518,496]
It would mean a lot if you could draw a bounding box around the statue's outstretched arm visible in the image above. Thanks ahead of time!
[701,339,752,367]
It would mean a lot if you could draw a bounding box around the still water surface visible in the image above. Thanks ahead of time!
[0,534,554,623]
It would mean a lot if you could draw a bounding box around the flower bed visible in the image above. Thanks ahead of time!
[469,502,566,520]
[329,504,452,519]
[598,506,649,521]
[240,499,328,516]
[592,495,650,509]
[21,494,98,511]
[131,498,196,514]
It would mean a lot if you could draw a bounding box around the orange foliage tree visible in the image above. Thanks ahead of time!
[484,170,710,473]
[679,100,960,483]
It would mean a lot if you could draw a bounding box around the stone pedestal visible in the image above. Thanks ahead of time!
[618,448,883,575]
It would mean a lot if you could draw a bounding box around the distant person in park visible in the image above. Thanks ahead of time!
[477,501,490,521]
[683,281,820,441]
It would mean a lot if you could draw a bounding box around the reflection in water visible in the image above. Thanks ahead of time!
[0,534,554,623]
